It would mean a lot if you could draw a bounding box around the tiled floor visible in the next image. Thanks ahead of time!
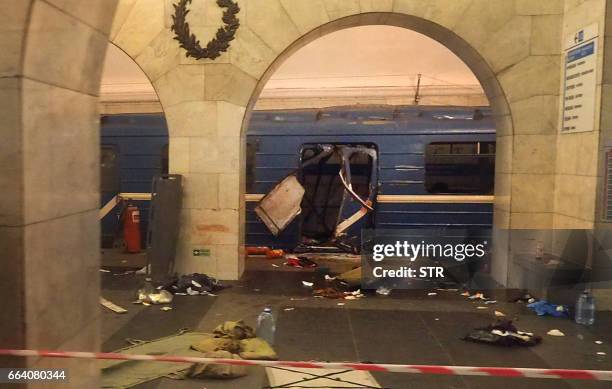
[100,261,612,389]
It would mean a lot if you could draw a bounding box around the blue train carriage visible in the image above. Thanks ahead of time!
[100,114,169,248]
[245,105,496,252]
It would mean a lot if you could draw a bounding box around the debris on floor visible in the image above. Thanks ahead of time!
[135,289,173,305]
[160,306,172,312]
[313,287,364,300]
[302,281,314,288]
[463,320,541,347]
[494,310,506,317]
[595,340,603,345]
[597,352,607,356]
[100,297,128,314]
[285,255,318,268]
[546,329,565,337]
[283,307,295,312]
[313,287,346,299]
[266,249,285,258]
[195,321,278,361]
[468,292,487,301]
[101,331,211,388]
[246,246,271,255]
[513,292,536,304]
[182,350,247,379]
[162,273,226,296]
[376,286,392,296]
[476,306,488,310]
[527,300,569,318]
[427,292,437,296]
[484,300,497,305]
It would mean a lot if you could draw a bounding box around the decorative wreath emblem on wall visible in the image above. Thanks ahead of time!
[171,0,240,60]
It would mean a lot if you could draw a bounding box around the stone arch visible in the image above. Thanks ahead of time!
[241,11,515,241]
[107,0,561,280]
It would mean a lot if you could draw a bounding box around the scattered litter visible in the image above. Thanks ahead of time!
[290,297,307,301]
[434,318,440,321]
[376,286,392,296]
[427,292,437,296]
[285,255,317,268]
[142,302,150,306]
[595,340,603,345]
[246,246,270,256]
[476,306,488,310]
[271,264,280,268]
[325,274,336,281]
[136,289,174,305]
[484,300,497,305]
[160,306,173,312]
[597,352,607,356]
[99,269,111,273]
[461,291,470,297]
[527,301,569,318]
[464,320,541,347]
[437,288,459,292]
[253,289,261,292]
[134,265,149,274]
[162,273,225,295]
[468,292,486,301]
[283,307,295,312]
[100,297,127,314]
[494,310,506,317]
[547,329,565,336]
[266,249,284,259]
[514,293,535,304]
[337,302,345,306]
[302,281,314,288]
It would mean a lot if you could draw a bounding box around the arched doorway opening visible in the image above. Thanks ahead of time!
[240,14,511,283]
[98,43,170,271]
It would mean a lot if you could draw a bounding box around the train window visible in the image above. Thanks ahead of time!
[425,142,495,195]
[161,144,169,174]
[100,145,119,193]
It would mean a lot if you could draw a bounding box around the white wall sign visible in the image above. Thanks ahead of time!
[561,23,599,133]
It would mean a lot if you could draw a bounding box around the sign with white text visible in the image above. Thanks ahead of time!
[562,23,598,133]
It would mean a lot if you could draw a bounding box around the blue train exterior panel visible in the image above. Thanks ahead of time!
[100,114,169,248]
[246,105,496,250]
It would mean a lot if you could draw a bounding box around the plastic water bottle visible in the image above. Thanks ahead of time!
[575,290,595,325]
[256,307,276,345]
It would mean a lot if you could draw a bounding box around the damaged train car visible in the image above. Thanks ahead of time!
[246,105,495,253]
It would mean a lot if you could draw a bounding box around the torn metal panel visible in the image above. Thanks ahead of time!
[334,146,378,242]
[255,175,305,236]
[255,144,379,253]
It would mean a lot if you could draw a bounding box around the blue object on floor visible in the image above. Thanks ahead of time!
[527,300,570,318]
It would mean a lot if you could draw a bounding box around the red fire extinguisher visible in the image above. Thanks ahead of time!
[121,204,141,253]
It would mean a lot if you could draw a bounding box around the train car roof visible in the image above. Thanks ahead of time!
[248,105,495,135]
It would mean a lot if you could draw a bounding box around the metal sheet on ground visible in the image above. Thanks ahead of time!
[266,367,380,388]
